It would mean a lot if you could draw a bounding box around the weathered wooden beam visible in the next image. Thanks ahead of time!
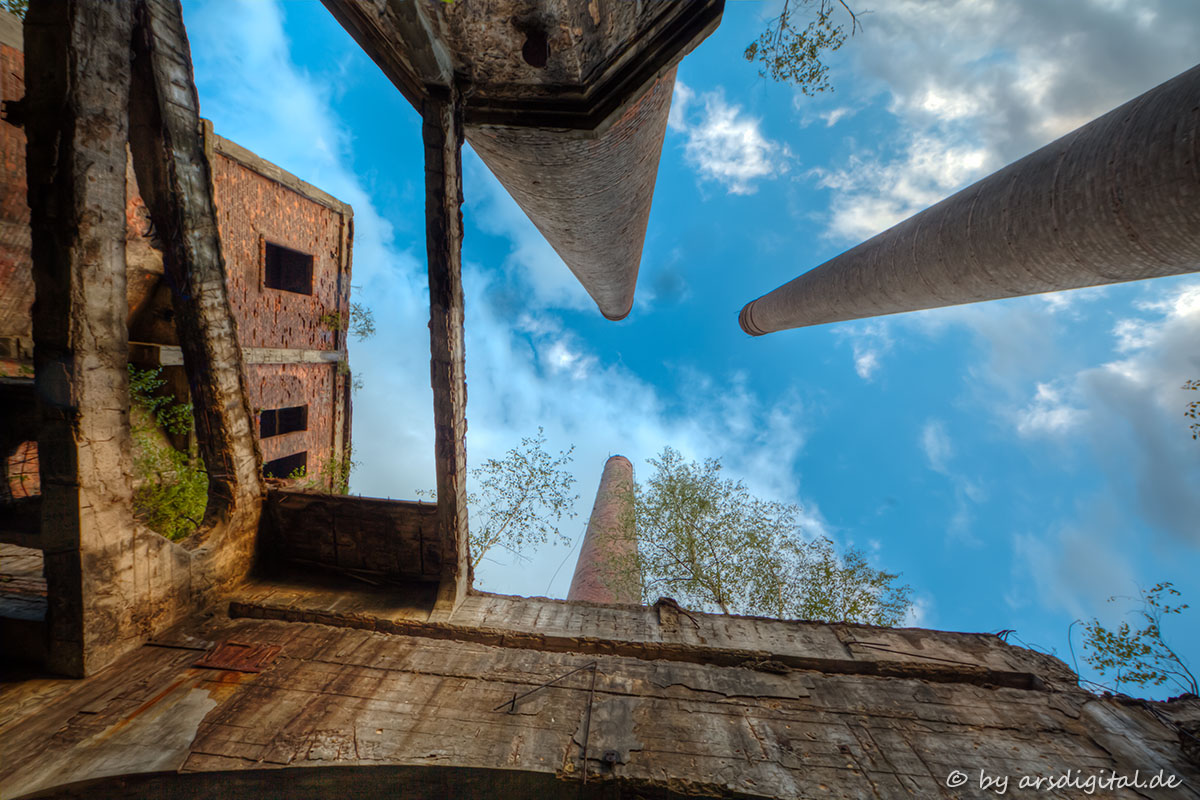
[423,90,469,619]
[128,0,263,560]
[131,343,344,367]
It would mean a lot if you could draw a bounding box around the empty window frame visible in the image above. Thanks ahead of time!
[264,241,314,295]
[263,451,307,479]
[260,405,308,438]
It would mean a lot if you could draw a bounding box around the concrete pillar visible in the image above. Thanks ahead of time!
[25,0,185,676]
[423,88,470,619]
[739,63,1200,335]
[568,455,639,605]
[129,0,263,563]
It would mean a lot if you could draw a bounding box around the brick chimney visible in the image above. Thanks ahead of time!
[568,455,639,604]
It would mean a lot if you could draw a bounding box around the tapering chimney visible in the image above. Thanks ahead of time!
[568,455,639,604]
[739,63,1200,335]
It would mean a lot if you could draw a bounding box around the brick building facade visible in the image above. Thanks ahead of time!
[0,12,353,500]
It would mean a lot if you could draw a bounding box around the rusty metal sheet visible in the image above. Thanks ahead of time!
[194,640,281,673]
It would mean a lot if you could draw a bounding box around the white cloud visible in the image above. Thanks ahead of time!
[815,0,1200,242]
[903,595,932,628]
[835,320,892,381]
[1016,382,1084,438]
[669,80,787,195]
[921,420,953,474]
[919,418,985,545]
[1009,512,1137,622]
[1073,282,1200,542]
[814,135,996,241]
[819,106,854,127]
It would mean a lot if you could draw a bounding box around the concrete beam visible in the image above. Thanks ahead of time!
[739,63,1200,335]
[131,343,344,367]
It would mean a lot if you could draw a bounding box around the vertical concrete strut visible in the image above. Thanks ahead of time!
[25,0,138,676]
[739,63,1200,335]
[128,0,263,550]
[568,455,639,605]
[423,89,470,618]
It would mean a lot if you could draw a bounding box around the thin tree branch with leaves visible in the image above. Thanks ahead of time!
[744,0,862,95]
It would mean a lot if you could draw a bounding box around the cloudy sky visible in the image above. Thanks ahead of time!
[182,0,1200,697]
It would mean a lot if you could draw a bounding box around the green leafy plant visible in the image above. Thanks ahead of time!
[744,0,860,95]
[1184,380,1199,440]
[0,0,27,20]
[128,365,207,541]
[1080,582,1196,696]
[291,446,357,495]
[419,428,578,570]
[320,302,376,341]
[607,447,913,623]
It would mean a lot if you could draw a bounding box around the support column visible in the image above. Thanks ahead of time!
[128,0,263,574]
[568,455,639,605]
[423,89,469,618]
[25,0,186,676]
[739,64,1200,335]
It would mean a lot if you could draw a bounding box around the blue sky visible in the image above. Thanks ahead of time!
[182,0,1200,697]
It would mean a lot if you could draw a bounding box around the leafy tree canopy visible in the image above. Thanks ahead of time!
[744,0,861,95]
[609,447,913,624]
[1184,379,1199,440]
[421,428,578,571]
[1080,582,1197,697]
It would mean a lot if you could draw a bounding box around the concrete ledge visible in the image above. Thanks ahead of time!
[203,121,353,217]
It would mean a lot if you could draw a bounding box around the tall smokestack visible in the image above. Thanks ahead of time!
[568,455,639,604]
[738,63,1200,335]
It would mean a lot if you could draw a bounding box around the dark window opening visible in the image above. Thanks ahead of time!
[260,405,308,438]
[264,242,313,295]
[264,451,307,479]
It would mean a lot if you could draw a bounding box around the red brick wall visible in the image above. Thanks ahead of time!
[209,148,352,488]
[0,36,353,495]
[0,41,30,344]
[5,439,37,497]
[209,151,346,352]
[246,362,344,485]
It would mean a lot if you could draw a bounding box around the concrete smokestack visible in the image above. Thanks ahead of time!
[568,455,639,604]
[467,70,677,322]
[739,63,1200,335]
